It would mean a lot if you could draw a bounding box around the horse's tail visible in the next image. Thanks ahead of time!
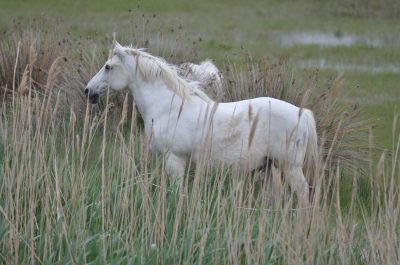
[302,109,319,187]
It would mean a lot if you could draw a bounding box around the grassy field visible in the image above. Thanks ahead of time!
[0,0,399,264]
[1,0,399,147]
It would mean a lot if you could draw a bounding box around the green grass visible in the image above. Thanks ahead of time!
[1,0,400,264]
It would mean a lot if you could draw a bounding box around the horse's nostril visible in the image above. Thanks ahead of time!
[84,88,89,95]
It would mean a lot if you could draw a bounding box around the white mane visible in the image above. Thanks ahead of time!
[123,46,213,103]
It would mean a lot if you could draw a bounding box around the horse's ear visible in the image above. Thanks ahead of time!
[113,41,123,52]
[113,42,125,56]
[113,44,127,62]
[115,41,123,49]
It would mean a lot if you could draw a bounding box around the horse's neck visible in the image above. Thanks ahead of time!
[128,79,181,121]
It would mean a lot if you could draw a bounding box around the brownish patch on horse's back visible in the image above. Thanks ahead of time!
[248,103,253,121]
[248,112,259,149]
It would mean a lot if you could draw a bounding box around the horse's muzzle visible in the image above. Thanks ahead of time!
[84,87,99,104]
[89,94,99,104]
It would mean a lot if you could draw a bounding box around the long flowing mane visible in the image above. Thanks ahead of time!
[123,46,213,103]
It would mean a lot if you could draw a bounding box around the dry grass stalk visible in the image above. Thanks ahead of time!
[45,57,67,91]
[12,41,21,93]
[28,40,37,72]
[331,73,344,102]
[17,65,29,96]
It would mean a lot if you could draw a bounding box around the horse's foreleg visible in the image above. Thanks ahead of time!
[285,167,310,208]
[166,152,187,186]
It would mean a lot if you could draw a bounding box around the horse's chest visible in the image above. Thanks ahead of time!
[145,118,195,154]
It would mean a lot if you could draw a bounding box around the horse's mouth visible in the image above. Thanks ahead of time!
[89,94,99,104]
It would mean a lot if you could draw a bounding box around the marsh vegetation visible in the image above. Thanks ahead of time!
[0,1,399,264]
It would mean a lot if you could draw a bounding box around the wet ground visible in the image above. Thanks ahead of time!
[279,32,400,74]
[279,32,383,48]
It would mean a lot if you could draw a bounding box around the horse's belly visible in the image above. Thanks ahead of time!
[205,136,268,169]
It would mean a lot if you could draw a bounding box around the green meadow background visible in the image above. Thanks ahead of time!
[1,1,399,264]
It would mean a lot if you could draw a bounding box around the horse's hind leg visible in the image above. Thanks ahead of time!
[285,167,310,208]
[166,152,187,186]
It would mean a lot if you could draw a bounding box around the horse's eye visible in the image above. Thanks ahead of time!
[105,64,111,71]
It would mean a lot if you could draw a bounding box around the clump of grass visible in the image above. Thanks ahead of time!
[0,29,92,124]
[0,28,118,120]
[0,30,65,98]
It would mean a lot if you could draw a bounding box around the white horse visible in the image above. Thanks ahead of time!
[85,42,318,206]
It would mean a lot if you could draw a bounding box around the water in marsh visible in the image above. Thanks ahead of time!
[298,58,400,73]
[278,32,400,73]
[279,32,383,47]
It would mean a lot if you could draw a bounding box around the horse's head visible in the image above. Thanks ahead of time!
[85,42,131,104]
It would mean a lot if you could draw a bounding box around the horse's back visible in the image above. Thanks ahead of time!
[217,97,301,124]
[208,97,313,167]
